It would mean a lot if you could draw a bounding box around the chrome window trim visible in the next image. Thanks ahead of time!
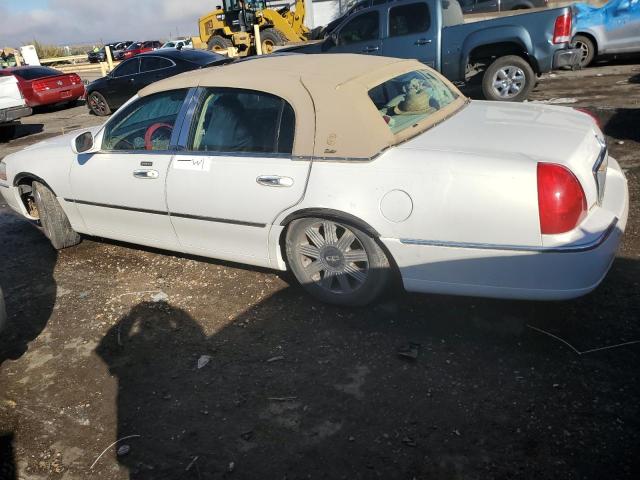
[593,136,608,206]
[139,56,177,74]
[399,217,619,253]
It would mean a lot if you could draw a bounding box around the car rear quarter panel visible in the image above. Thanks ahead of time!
[286,148,541,248]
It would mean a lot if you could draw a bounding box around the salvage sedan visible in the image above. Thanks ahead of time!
[0,55,629,306]
[0,66,85,108]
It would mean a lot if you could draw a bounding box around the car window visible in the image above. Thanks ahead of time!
[368,69,459,134]
[189,88,295,154]
[127,43,142,50]
[338,11,380,45]
[15,67,62,80]
[102,89,188,151]
[112,59,140,77]
[140,57,174,72]
[389,3,431,37]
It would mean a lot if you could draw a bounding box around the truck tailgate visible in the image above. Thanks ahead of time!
[0,76,25,110]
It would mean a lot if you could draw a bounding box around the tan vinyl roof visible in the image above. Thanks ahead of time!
[140,54,466,159]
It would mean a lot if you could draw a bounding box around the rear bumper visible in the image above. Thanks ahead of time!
[0,105,32,124]
[382,157,629,301]
[553,47,581,70]
[29,85,85,107]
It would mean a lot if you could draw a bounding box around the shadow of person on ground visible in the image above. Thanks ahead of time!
[0,432,17,480]
[97,251,640,479]
[603,108,640,142]
[0,210,57,365]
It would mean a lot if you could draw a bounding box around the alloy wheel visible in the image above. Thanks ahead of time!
[89,93,109,115]
[294,220,369,295]
[491,66,526,99]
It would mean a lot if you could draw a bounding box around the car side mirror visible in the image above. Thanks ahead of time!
[72,131,95,154]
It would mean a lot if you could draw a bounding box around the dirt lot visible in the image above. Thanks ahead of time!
[1,62,639,480]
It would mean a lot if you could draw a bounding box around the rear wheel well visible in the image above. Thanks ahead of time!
[277,209,401,284]
[468,42,538,77]
[575,32,598,55]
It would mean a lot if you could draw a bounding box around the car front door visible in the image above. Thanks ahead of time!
[325,9,382,56]
[381,1,438,67]
[604,0,640,52]
[166,88,311,268]
[69,89,189,248]
[105,58,140,108]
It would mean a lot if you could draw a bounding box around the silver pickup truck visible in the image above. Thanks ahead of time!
[0,74,32,140]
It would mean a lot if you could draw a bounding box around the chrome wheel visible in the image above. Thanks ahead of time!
[88,92,109,116]
[491,66,526,99]
[576,40,590,65]
[295,221,369,295]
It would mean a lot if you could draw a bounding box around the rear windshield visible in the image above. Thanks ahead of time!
[14,67,62,80]
[368,69,459,134]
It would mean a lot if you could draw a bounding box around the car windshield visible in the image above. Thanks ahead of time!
[127,43,142,50]
[163,42,176,48]
[368,69,460,135]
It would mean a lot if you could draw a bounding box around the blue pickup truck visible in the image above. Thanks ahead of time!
[290,0,580,101]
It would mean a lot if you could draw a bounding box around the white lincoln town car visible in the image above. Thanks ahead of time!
[0,54,629,306]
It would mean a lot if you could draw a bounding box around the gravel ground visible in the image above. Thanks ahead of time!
[0,61,639,480]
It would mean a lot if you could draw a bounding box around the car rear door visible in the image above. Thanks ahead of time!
[328,8,383,55]
[381,1,439,67]
[139,56,177,89]
[69,89,189,248]
[166,87,311,268]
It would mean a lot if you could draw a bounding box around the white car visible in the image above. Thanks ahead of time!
[0,55,629,306]
[159,39,193,50]
[0,75,32,139]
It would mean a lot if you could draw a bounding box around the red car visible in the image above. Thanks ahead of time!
[121,41,161,60]
[0,66,85,108]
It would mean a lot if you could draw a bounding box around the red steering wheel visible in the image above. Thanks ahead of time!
[144,123,173,150]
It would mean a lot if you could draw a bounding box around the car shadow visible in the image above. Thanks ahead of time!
[0,210,57,366]
[95,251,640,479]
[603,108,640,143]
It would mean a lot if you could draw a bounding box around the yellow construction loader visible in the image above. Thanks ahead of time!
[198,0,310,56]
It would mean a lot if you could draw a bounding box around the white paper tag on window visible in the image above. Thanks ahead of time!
[173,157,210,172]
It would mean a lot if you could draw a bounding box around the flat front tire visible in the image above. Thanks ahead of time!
[285,218,390,306]
[32,181,81,250]
[482,55,535,102]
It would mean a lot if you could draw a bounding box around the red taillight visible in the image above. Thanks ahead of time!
[32,80,48,92]
[537,163,587,235]
[70,74,81,85]
[553,13,572,44]
[574,107,601,129]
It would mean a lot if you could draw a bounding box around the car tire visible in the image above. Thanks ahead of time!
[87,91,111,116]
[482,55,535,102]
[208,35,233,53]
[260,28,288,54]
[285,217,390,307]
[32,181,81,250]
[574,35,595,68]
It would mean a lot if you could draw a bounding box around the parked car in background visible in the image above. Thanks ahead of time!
[0,67,85,109]
[289,0,580,101]
[86,49,229,116]
[573,0,640,67]
[88,43,117,63]
[0,55,628,306]
[121,41,162,60]
[111,41,134,60]
[458,0,548,14]
[0,75,32,140]
[160,39,194,50]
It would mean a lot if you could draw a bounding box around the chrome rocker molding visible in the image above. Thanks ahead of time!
[400,218,619,254]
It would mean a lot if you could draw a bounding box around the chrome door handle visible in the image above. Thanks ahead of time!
[415,38,432,46]
[133,169,159,179]
[256,175,294,187]
[362,45,379,53]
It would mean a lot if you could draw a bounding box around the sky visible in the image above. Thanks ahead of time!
[0,0,208,46]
